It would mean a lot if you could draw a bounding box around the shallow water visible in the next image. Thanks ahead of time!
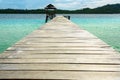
[71,14,120,52]
[0,14,120,53]
[0,14,45,53]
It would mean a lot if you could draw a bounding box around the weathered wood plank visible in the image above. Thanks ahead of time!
[14,43,112,47]
[0,71,120,80]
[2,54,120,59]
[4,51,116,55]
[0,16,119,79]
[0,64,120,72]
[0,58,120,64]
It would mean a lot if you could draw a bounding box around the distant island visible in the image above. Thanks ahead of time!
[0,3,120,14]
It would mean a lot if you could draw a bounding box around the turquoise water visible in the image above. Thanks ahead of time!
[71,14,120,52]
[0,14,45,53]
[0,14,120,53]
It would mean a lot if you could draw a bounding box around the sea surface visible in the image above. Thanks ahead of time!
[0,14,120,53]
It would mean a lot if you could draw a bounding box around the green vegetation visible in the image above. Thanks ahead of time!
[0,9,45,14]
[0,4,120,14]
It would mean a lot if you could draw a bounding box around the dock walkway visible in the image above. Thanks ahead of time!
[0,16,120,80]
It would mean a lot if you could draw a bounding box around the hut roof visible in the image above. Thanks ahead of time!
[45,4,56,9]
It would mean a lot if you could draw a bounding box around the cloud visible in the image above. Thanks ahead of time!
[54,0,120,9]
[24,0,56,9]
[0,0,54,9]
[54,0,81,9]
[0,0,119,9]
[85,0,120,8]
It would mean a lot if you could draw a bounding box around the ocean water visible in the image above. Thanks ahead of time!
[0,14,120,53]
[71,14,120,52]
[0,14,45,53]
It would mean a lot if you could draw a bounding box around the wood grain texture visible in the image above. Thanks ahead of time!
[0,16,119,80]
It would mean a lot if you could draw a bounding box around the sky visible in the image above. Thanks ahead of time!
[0,0,120,10]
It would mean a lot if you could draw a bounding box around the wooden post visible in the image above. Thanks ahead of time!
[0,16,119,80]
[45,4,56,23]
[64,16,71,20]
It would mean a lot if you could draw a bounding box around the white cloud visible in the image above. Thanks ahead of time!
[25,0,55,9]
[53,0,120,9]
[0,0,119,9]
[54,0,81,9]
[86,0,120,8]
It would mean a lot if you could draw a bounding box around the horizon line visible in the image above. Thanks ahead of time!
[0,3,119,10]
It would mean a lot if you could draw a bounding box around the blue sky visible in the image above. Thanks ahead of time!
[0,0,120,10]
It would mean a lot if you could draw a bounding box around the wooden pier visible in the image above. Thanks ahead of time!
[0,16,120,80]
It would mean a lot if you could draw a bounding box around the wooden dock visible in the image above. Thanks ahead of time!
[0,16,120,80]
